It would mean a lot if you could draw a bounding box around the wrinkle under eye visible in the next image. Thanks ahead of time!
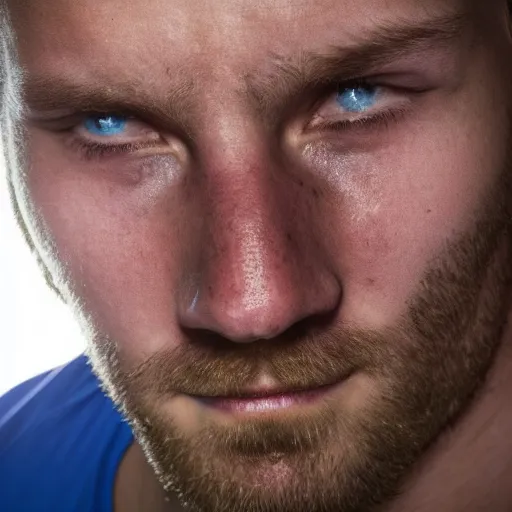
[336,86,378,113]
[84,115,128,136]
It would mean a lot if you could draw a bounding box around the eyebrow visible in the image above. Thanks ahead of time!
[22,10,467,130]
[23,74,197,135]
[244,10,468,120]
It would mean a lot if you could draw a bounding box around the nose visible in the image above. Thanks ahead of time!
[178,149,341,344]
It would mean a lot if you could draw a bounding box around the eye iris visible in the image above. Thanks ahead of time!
[337,86,377,113]
[84,115,127,136]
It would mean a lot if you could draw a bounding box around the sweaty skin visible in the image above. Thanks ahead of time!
[3,0,512,511]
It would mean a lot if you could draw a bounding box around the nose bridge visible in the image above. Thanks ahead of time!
[198,101,294,306]
[199,139,297,333]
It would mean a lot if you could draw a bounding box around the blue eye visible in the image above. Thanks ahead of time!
[336,86,378,113]
[83,115,127,136]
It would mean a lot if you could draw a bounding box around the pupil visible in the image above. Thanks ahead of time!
[339,86,376,113]
[91,116,124,133]
[84,115,126,136]
[99,117,115,131]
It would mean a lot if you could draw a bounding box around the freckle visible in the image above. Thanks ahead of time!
[366,278,376,286]
[298,180,304,187]
[312,188,319,198]
[427,209,432,214]
[286,232,293,242]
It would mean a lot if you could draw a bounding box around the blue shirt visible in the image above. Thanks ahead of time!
[0,355,134,512]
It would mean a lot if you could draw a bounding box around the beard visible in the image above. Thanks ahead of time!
[77,161,512,512]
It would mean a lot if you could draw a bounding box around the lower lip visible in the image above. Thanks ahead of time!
[195,381,339,413]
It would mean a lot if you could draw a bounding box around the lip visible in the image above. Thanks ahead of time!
[194,380,342,413]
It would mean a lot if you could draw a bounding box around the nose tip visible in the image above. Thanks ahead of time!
[179,278,341,344]
[182,300,291,343]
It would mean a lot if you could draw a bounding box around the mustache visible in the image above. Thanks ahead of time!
[123,321,405,398]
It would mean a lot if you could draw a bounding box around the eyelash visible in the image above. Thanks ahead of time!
[66,81,406,161]
[312,107,407,134]
[65,137,161,161]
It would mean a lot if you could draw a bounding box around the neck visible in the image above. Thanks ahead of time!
[115,320,512,512]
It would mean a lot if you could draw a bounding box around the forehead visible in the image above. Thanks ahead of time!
[9,0,464,80]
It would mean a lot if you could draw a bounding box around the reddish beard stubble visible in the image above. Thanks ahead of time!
[81,156,512,512]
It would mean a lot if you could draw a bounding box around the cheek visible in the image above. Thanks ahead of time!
[24,137,189,362]
[308,104,507,328]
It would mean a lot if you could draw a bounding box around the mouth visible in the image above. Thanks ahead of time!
[191,378,347,414]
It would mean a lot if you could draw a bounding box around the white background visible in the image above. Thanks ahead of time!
[0,147,85,396]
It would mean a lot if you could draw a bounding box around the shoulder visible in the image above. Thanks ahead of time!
[1,355,95,430]
[0,355,134,512]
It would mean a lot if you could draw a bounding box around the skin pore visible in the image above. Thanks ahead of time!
[2,0,512,511]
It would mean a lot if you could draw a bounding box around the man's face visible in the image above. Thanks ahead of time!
[5,0,512,511]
